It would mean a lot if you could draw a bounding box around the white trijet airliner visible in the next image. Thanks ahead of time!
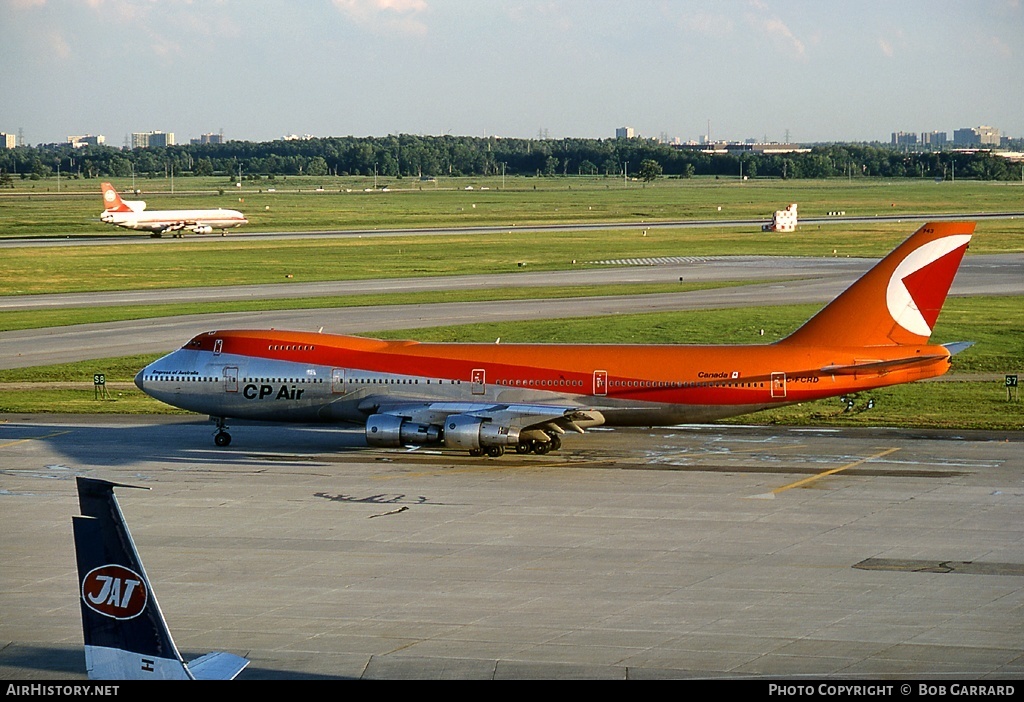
[100,182,248,237]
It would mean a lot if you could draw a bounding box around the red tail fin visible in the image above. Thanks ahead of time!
[100,182,133,212]
[778,221,974,348]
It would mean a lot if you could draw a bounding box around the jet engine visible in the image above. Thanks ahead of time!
[192,225,214,235]
[442,414,520,450]
[365,414,441,447]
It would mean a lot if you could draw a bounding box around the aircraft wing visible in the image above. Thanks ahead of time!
[360,398,605,436]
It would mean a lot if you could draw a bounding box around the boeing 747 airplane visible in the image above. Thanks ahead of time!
[135,221,974,456]
[100,182,248,237]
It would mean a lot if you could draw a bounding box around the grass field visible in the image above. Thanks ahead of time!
[3,174,1023,238]
[2,219,1023,297]
[2,176,1021,430]
[2,175,1022,298]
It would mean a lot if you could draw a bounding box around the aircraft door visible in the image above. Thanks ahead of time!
[332,368,346,395]
[471,368,486,395]
[771,372,786,398]
[593,370,608,396]
[223,367,238,393]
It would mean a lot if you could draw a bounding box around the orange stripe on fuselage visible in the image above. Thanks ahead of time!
[188,329,952,406]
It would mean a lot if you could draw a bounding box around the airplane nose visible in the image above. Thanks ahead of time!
[134,369,145,392]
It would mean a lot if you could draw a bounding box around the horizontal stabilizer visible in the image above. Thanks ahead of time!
[187,651,251,681]
[820,354,949,376]
[942,341,975,356]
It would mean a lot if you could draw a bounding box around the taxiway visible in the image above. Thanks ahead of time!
[0,416,1021,679]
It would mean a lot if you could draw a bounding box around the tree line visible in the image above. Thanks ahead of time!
[1,134,1022,185]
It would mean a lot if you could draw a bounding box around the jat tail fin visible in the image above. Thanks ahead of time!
[100,183,134,213]
[73,477,249,680]
[778,221,974,348]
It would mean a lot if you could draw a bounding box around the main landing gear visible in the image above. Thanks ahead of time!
[213,417,231,447]
[469,445,508,458]
[521,433,560,455]
[469,434,562,458]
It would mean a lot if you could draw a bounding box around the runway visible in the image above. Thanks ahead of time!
[2,210,1021,248]
[1,415,1021,680]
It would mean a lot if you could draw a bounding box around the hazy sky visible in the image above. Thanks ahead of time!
[2,0,1021,146]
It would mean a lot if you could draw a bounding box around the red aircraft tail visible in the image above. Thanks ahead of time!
[778,221,974,349]
[100,182,133,212]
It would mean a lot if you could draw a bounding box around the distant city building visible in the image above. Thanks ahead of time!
[190,132,224,145]
[953,126,1000,147]
[67,134,105,148]
[892,131,918,148]
[1,132,15,149]
[132,131,175,148]
[920,131,948,148]
[280,134,315,141]
[615,127,635,139]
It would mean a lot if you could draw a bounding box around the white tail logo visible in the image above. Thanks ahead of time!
[886,234,971,337]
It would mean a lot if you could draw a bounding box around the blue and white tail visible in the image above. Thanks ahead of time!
[73,477,249,680]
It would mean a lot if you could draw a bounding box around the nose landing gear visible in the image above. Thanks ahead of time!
[212,417,231,447]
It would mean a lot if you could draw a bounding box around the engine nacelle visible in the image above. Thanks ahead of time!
[365,414,441,447]
[442,414,520,450]
[192,225,214,235]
